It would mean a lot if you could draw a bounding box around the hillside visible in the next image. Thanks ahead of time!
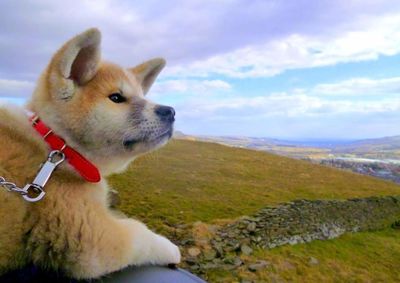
[109,139,400,230]
[108,140,400,282]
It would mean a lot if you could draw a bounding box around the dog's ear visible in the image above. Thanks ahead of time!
[130,58,166,95]
[52,28,101,86]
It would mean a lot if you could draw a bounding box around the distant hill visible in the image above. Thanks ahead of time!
[174,132,400,160]
[333,136,400,155]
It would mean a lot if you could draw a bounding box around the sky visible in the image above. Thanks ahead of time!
[0,0,400,140]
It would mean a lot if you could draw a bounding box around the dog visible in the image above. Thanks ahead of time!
[0,28,180,279]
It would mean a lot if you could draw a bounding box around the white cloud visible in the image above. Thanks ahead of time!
[176,92,400,121]
[152,79,231,95]
[0,79,34,98]
[2,1,400,80]
[166,13,400,78]
[311,77,400,96]
[174,92,400,138]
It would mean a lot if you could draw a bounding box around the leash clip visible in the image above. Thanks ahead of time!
[22,150,65,202]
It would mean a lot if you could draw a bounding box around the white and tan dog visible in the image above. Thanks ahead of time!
[0,28,180,279]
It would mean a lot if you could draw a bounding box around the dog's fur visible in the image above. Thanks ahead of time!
[0,28,180,279]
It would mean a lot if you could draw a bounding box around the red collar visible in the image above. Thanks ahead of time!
[29,114,101,183]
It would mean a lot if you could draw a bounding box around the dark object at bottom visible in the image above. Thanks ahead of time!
[0,265,207,283]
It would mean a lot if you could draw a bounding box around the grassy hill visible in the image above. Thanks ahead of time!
[108,139,400,282]
[109,139,400,229]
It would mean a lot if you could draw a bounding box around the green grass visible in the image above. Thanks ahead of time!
[108,139,400,282]
[206,229,400,282]
[109,139,400,230]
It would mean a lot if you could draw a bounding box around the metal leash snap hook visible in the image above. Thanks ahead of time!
[22,184,45,202]
[21,150,65,202]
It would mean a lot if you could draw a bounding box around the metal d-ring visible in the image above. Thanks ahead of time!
[48,150,66,165]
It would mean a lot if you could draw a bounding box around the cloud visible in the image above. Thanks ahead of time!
[174,93,400,138]
[166,13,400,78]
[0,79,34,98]
[1,0,400,80]
[311,76,400,96]
[176,93,400,121]
[153,79,231,94]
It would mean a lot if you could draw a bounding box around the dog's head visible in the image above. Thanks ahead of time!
[29,28,175,174]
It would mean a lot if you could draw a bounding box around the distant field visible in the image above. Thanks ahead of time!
[109,139,400,230]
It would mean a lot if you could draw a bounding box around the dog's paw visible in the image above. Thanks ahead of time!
[154,234,181,265]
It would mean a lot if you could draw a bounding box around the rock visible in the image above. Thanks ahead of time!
[240,244,253,255]
[222,255,235,265]
[233,257,243,267]
[203,249,217,261]
[213,242,224,257]
[309,257,319,265]
[247,222,257,232]
[224,241,241,252]
[187,247,201,257]
[253,236,262,243]
[202,262,218,269]
[222,255,242,267]
[228,231,237,238]
[185,257,197,266]
[248,260,269,272]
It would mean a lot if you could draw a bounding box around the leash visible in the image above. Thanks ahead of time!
[0,150,65,202]
[0,112,101,202]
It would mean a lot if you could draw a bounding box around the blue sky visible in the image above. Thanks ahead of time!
[0,0,400,139]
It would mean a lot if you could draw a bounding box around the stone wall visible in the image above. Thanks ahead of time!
[212,196,400,254]
[182,196,400,274]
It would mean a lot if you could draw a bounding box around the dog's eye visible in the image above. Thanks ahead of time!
[108,93,127,103]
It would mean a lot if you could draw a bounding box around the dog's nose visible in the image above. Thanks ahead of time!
[155,106,175,122]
